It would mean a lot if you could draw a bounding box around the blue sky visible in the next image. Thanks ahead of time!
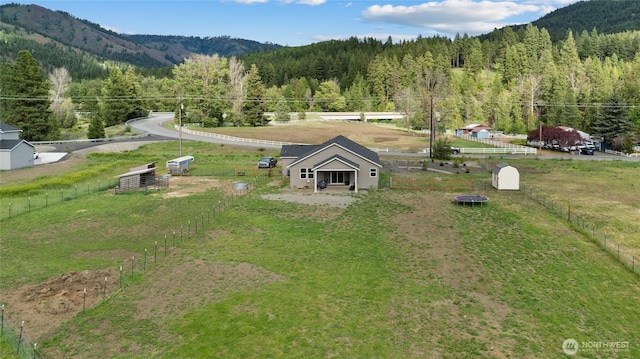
[5,0,581,46]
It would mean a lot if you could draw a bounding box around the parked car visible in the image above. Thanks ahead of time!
[258,156,277,168]
[451,147,460,155]
[580,148,595,155]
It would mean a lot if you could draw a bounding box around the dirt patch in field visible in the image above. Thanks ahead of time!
[1,270,119,342]
[261,192,359,207]
[261,191,360,222]
[162,175,238,199]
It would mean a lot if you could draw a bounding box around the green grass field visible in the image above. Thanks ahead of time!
[1,139,638,358]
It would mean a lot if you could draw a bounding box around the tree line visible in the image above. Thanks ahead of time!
[1,24,639,148]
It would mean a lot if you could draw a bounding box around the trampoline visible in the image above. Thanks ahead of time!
[453,194,489,206]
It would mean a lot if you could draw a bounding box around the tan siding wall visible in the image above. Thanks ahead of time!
[287,145,380,190]
[280,158,296,178]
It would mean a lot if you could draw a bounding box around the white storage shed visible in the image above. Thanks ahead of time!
[492,163,520,190]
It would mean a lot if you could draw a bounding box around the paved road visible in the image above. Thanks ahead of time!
[48,112,638,162]
[133,113,640,162]
[129,113,281,149]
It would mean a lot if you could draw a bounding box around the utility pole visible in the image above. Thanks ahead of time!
[539,120,543,151]
[179,97,183,157]
[429,96,434,160]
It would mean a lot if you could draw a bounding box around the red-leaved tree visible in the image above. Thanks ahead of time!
[527,126,583,147]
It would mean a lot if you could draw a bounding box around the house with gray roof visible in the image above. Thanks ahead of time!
[0,122,35,170]
[280,135,382,193]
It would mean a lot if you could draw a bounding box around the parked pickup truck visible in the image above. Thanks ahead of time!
[257,156,278,168]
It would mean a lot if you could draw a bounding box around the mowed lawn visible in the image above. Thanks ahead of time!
[1,134,639,358]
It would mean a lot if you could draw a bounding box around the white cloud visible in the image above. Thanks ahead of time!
[361,0,560,35]
[102,25,133,34]
[232,0,268,4]
[297,0,327,5]
[279,0,326,5]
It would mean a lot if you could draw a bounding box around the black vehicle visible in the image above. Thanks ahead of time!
[258,156,278,168]
[580,148,595,155]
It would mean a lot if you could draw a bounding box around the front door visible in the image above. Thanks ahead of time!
[330,171,350,185]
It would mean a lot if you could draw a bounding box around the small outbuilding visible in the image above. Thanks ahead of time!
[492,163,520,190]
[115,162,158,192]
[471,127,490,140]
[0,122,35,170]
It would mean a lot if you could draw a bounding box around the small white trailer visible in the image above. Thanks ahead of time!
[166,156,194,175]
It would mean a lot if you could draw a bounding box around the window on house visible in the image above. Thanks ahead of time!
[300,168,314,179]
[370,168,378,177]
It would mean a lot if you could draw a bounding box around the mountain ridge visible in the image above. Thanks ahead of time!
[0,3,283,67]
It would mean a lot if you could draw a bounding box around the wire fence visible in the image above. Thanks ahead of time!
[0,172,270,358]
[1,307,38,359]
[520,182,639,277]
[1,178,118,220]
[0,166,277,221]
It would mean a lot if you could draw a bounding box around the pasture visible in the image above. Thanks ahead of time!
[0,125,638,358]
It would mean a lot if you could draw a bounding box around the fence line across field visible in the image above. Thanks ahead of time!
[1,178,118,220]
[0,173,269,358]
[1,167,272,220]
[455,134,538,155]
[519,182,639,277]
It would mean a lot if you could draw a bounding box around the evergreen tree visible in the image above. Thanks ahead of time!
[344,73,369,112]
[242,64,268,126]
[100,67,133,127]
[1,50,57,140]
[87,116,105,139]
[273,97,291,122]
[367,55,392,111]
[591,94,635,146]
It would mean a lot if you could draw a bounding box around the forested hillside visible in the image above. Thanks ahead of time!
[529,0,640,42]
[0,3,282,76]
[1,1,639,151]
